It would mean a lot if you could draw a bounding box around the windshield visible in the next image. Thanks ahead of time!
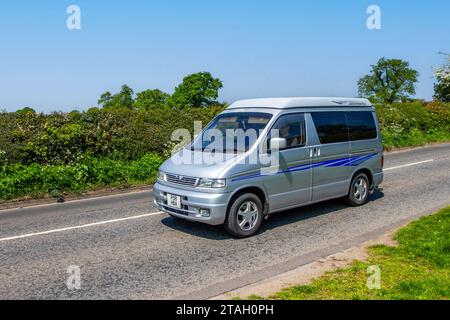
[191,112,272,152]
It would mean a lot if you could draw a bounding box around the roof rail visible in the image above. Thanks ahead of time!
[227,97,372,109]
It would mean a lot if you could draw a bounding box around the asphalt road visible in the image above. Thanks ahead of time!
[0,144,449,299]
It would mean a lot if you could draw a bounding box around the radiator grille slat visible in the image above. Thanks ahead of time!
[165,174,198,187]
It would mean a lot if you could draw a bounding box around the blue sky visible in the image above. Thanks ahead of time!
[1,0,449,112]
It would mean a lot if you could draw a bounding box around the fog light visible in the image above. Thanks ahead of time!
[199,209,210,217]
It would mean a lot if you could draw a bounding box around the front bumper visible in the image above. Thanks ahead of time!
[152,182,231,225]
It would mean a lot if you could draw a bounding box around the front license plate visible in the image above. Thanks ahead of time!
[167,193,182,209]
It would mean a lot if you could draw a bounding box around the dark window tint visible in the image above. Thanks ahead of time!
[346,112,377,141]
[268,113,306,150]
[311,112,348,144]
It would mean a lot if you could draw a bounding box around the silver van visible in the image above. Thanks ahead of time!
[153,98,384,237]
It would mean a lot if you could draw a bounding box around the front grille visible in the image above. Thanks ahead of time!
[165,173,198,187]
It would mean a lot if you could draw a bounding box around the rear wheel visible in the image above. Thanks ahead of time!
[346,173,370,206]
[225,193,263,238]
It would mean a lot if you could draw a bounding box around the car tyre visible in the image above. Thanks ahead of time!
[225,193,264,238]
[346,173,370,206]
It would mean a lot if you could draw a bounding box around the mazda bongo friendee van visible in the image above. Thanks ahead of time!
[154,97,384,237]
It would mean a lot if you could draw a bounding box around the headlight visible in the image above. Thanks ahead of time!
[157,171,166,182]
[197,178,226,188]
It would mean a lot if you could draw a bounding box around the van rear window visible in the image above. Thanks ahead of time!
[346,112,377,141]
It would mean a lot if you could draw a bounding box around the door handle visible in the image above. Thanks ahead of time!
[310,147,321,157]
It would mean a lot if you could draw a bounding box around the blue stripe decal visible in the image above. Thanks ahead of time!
[347,153,377,166]
[232,153,378,182]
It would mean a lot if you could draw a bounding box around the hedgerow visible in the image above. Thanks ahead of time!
[375,101,450,149]
[0,102,449,200]
[0,153,163,200]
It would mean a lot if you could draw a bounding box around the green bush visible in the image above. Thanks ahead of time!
[0,106,224,165]
[2,102,449,166]
[0,153,163,200]
[375,101,450,150]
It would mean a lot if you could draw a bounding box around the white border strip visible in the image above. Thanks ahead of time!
[0,211,163,242]
[384,159,434,171]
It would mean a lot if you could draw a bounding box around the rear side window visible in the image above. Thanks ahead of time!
[346,112,377,141]
[311,112,348,144]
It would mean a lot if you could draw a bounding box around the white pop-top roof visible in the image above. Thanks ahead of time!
[227,97,372,110]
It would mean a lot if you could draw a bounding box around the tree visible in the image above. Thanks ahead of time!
[134,89,170,110]
[98,91,113,107]
[98,85,134,109]
[169,72,223,108]
[433,53,450,102]
[16,107,36,114]
[358,58,419,104]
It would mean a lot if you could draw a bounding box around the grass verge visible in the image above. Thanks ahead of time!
[257,207,450,300]
[0,153,163,201]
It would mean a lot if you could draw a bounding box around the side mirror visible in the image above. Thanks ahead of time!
[270,137,287,151]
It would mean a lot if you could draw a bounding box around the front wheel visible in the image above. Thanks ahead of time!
[225,193,264,238]
[346,173,370,206]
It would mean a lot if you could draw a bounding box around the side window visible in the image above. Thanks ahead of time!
[267,113,306,150]
[311,112,348,144]
[346,111,377,141]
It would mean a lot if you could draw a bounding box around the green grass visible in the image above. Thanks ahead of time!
[0,153,163,201]
[262,207,450,300]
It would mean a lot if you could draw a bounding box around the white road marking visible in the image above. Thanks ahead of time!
[0,211,163,242]
[384,159,434,172]
[0,159,437,243]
